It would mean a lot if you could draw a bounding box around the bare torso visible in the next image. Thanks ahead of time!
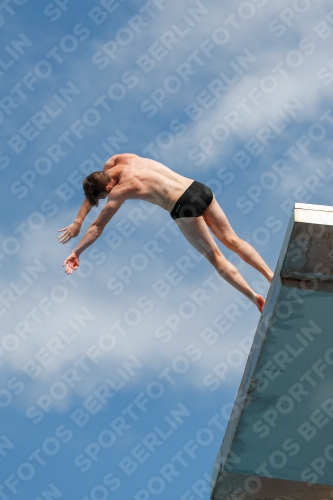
[103,153,193,212]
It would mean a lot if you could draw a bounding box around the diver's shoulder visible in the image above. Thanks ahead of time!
[103,153,137,169]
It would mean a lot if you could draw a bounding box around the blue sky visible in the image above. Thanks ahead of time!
[1,0,333,498]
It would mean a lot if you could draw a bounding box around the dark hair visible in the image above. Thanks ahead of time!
[82,172,110,206]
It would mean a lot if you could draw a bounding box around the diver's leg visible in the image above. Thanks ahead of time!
[203,198,274,282]
[175,216,265,312]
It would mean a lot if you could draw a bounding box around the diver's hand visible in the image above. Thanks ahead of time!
[63,252,80,275]
[58,222,81,243]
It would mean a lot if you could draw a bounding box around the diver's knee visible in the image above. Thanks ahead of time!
[223,234,240,251]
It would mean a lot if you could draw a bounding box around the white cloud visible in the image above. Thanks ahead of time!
[1,209,263,414]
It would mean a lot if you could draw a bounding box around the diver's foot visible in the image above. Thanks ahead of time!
[255,294,265,313]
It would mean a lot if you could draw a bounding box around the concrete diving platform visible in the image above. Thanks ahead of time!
[211,203,333,500]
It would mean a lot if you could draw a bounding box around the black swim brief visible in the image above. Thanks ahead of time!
[170,181,213,220]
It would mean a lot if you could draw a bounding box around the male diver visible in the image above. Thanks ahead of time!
[59,154,273,312]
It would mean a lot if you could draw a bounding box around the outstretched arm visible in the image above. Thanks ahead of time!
[58,198,93,244]
[63,197,122,274]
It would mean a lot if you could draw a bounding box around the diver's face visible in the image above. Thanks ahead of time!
[97,180,113,201]
[97,191,109,201]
